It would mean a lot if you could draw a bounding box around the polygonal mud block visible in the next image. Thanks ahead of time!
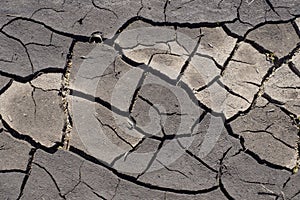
[0,132,31,171]
[230,97,298,169]
[165,0,238,23]
[222,152,291,200]
[2,20,71,75]
[225,20,253,37]
[265,64,300,116]
[0,81,63,147]
[29,0,140,38]
[31,150,84,197]
[0,172,25,200]
[193,79,250,119]
[31,73,62,91]
[226,0,300,37]
[197,27,237,66]
[247,23,300,57]
[24,150,120,199]
[222,42,272,102]
[188,113,242,170]
[139,0,167,21]
[266,1,300,18]
[0,32,32,76]
[20,163,65,200]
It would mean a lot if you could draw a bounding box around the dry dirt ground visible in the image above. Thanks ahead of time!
[0,0,300,199]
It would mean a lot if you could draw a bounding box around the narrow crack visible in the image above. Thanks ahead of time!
[233,166,276,186]
[185,150,218,173]
[218,147,235,200]
[69,146,219,194]
[91,0,118,19]
[82,181,108,199]
[274,176,292,200]
[32,162,66,199]
[225,123,292,172]
[244,17,300,38]
[216,79,251,104]
[138,95,161,115]
[275,85,300,90]
[0,79,13,95]
[63,161,84,197]
[288,61,300,78]
[290,190,300,200]
[94,115,134,148]
[163,0,170,22]
[17,148,36,200]
[230,59,255,65]
[136,138,165,179]
[195,75,220,92]
[29,7,65,18]
[236,0,255,27]
[30,81,60,92]
[137,0,144,16]
[190,111,208,134]
[25,42,61,48]
[221,40,241,75]
[257,190,280,199]
[136,95,202,140]
[243,81,261,87]
[70,89,128,117]
[222,24,244,40]
[176,29,203,84]
[128,71,148,115]
[261,93,285,106]
[264,0,280,17]
[29,83,37,118]
[295,125,300,174]
[244,38,276,56]
[71,9,91,28]
[217,0,225,8]
[156,159,189,178]
[124,52,168,118]
[195,53,223,70]
[241,129,295,149]
[0,17,91,42]
[111,179,120,200]
[0,58,14,63]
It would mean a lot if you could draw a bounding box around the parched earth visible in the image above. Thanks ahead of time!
[0,0,300,199]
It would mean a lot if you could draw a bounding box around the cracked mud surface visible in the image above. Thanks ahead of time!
[1,1,300,199]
